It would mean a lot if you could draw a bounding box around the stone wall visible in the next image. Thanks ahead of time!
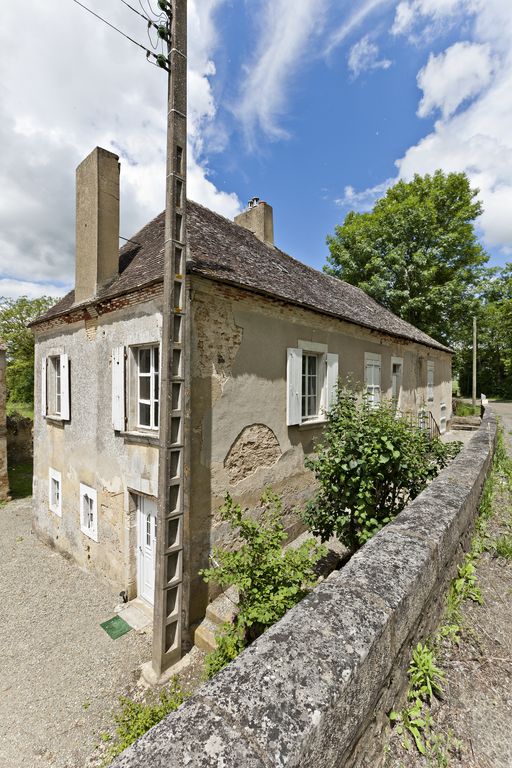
[0,344,9,501]
[112,409,496,768]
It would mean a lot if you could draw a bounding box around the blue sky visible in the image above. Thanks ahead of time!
[0,0,511,298]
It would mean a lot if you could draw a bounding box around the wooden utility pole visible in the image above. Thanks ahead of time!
[472,315,477,409]
[152,0,188,677]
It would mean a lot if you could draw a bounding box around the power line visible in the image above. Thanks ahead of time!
[71,0,169,67]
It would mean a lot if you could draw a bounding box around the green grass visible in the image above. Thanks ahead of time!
[494,535,512,560]
[8,460,33,499]
[6,401,34,420]
[454,403,480,417]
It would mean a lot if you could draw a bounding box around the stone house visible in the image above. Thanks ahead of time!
[31,147,452,630]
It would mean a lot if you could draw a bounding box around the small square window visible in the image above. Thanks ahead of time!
[80,483,98,542]
[49,468,62,517]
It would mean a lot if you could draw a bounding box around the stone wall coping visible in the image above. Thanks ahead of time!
[112,409,496,768]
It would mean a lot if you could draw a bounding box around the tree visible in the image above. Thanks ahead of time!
[0,295,55,409]
[326,171,488,346]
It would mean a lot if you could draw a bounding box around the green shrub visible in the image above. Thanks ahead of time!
[201,489,327,677]
[105,678,185,763]
[302,389,461,553]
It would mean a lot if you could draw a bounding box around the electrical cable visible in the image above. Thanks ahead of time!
[71,0,167,64]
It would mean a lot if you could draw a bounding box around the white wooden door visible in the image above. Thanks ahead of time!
[137,495,157,605]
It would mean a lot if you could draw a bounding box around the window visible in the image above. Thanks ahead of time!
[427,361,435,403]
[137,346,159,430]
[112,344,161,433]
[80,483,98,542]
[364,352,381,406]
[41,354,70,420]
[440,403,447,434]
[302,353,319,421]
[391,356,403,412]
[49,468,62,517]
[286,342,338,426]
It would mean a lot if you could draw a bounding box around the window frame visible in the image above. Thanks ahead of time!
[427,360,435,403]
[49,467,62,517]
[364,352,382,407]
[136,345,160,431]
[391,356,403,412]
[79,483,98,542]
[440,402,447,434]
[42,353,70,421]
[287,341,338,426]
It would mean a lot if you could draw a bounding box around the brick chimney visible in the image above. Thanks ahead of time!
[234,197,274,246]
[75,147,120,304]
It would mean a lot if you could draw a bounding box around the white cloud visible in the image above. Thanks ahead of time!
[0,280,68,302]
[335,179,395,211]
[391,0,477,36]
[326,0,394,56]
[0,0,241,293]
[417,41,494,118]
[235,0,330,143]
[364,0,512,252]
[348,36,392,78]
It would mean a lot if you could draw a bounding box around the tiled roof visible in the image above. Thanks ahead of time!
[33,200,451,353]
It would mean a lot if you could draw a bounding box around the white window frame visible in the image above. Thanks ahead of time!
[79,483,98,542]
[364,352,381,407]
[136,345,160,431]
[49,468,62,517]
[112,343,161,433]
[391,356,403,412]
[427,360,435,403]
[42,353,70,420]
[286,341,338,426]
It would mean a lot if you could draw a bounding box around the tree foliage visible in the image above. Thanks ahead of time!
[0,295,55,408]
[326,171,487,346]
[201,489,326,677]
[302,388,461,554]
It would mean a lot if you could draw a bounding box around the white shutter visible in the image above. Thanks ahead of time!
[112,346,126,431]
[60,354,70,420]
[41,357,47,417]
[326,353,339,411]
[287,348,302,426]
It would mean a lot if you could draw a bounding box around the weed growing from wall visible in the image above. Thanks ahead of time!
[103,678,186,764]
[302,388,461,553]
[201,489,327,678]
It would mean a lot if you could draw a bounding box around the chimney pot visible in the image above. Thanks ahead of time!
[235,198,274,246]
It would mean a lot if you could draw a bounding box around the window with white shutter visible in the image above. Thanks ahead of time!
[80,483,98,542]
[287,342,339,425]
[427,361,435,403]
[42,354,70,420]
[364,352,381,406]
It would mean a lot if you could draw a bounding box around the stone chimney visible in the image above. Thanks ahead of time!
[75,147,120,304]
[234,197,274,246]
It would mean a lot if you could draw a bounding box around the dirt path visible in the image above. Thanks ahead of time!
[0,498,152,768]
[385,403,512,768]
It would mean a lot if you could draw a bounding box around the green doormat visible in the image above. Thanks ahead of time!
[100,615,132,640]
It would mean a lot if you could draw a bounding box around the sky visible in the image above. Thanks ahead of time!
[1,0,511,301]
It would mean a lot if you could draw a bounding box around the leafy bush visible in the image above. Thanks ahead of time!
[105,678,185,763]
[201,489,327,677]
[302,389,461,553]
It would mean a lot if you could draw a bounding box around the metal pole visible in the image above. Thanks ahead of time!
[472,315,477,409]
[152,0,188,677]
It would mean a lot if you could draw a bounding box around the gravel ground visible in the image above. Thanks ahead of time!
[0,498,152,768]
[384,402,512,768]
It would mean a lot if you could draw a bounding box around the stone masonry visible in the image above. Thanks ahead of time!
[111,410,496,768]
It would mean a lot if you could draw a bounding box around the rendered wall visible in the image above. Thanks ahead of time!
[32,291,163,594]
[111,410,496,768]
[187,276,453,621]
